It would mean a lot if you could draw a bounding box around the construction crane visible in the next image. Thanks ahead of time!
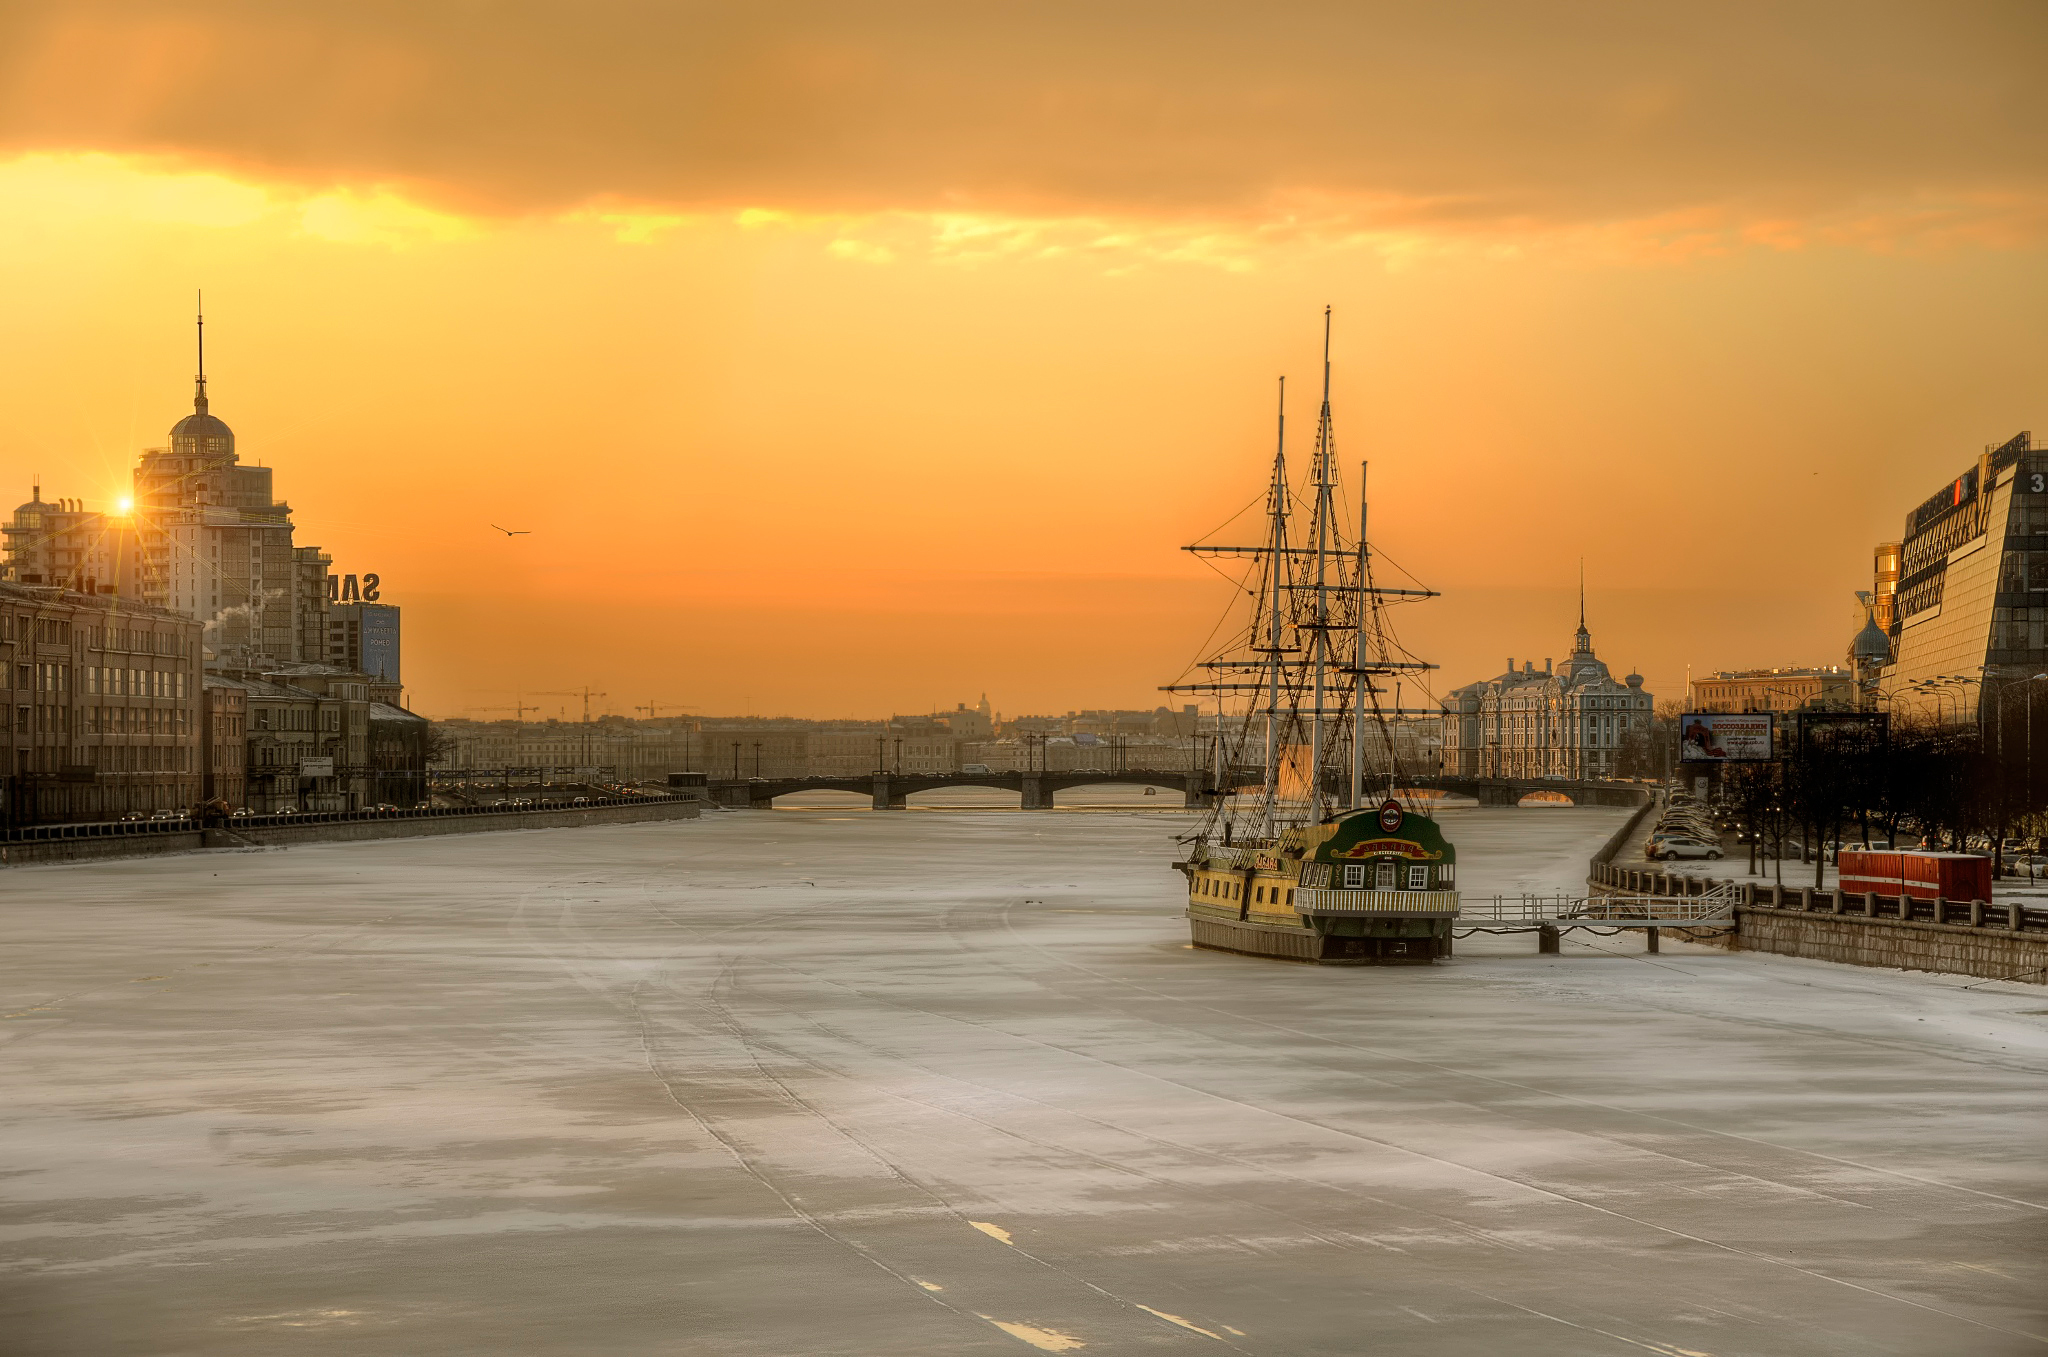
[633,702,696,721]
[539,688,609,772]
[467,696,538,722]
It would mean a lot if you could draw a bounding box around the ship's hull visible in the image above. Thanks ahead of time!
[1187,908,1453,964]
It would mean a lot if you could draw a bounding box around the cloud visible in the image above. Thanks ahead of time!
[1,1,2043,253]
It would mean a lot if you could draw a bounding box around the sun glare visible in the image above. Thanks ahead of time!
[115,496,133,514]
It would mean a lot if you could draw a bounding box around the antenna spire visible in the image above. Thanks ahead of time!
[193,290,210,416]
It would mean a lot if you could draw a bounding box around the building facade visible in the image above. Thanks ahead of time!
[1878,431,2048,724]
[1,582,204,824]
[2,488,140,595]
[1440,611,1652,779]
[1689,667,1856,713]
[327,602,400,682]
[131,358,332,664]
[200,677,247,807]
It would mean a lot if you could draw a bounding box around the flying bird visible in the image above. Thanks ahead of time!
[491,524,531,536]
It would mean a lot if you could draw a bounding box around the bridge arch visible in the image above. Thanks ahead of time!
[900,782,1026,809]
[764,787,873,809]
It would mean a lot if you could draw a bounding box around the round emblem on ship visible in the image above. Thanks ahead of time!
[1377,799,1404,832]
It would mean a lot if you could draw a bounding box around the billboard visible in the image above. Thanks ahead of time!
[299,757,335,778]
[1679,713,1773,762]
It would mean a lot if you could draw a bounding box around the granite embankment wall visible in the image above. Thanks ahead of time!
[1589,859,2048,986]
[1,797,703,868]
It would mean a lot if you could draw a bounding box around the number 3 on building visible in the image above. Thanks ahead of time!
[2030,472,2048,494]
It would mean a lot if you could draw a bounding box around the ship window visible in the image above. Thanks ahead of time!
[1255,886,1265,903]
[1441,862,1454,884]
[1408,865,1428,890]
[1343,863,1367,889]
[1374,861,1397,891]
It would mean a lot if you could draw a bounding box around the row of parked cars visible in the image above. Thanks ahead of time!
[1645,791,1726,861]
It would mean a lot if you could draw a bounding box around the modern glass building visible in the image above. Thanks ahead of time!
[1878,431,2048,725]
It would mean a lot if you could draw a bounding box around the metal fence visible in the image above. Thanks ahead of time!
[1590,860,2048,934]
[0,792,696,845]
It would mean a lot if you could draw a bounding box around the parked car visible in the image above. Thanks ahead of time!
[1650,839,1724,861]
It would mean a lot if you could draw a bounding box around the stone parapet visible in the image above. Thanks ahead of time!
[1729,907,2048,986]
[2,797,701,867]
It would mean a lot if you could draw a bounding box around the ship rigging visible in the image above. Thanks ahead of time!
[1164,307,1440,842]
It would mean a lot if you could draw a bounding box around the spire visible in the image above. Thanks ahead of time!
[1573,559,1593,655]
[193,291,208,415]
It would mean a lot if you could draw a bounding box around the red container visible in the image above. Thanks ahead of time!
[1837,850,1992,903]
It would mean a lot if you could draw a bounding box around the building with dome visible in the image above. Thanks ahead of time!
[5,314,336,667]
[129,327,333,664]
[1848,594,1893,707]
[1439,603,1654,779]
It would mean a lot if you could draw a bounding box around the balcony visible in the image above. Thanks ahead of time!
[1294,888,1460,917]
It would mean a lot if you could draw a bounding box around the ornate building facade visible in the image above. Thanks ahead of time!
[1440,609,1652,779]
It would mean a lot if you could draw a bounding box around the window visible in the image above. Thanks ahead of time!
[1374,861,1397,891]
[1254,886,1265,903]
[1342,863,1367,889]
[1407,865,1428,891]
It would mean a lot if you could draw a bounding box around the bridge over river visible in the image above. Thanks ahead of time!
[705,768,1652,810]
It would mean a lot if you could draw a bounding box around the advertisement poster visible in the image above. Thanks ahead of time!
[1678,713,1773,762]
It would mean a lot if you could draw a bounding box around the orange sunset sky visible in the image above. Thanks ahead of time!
[1,3,2043,721]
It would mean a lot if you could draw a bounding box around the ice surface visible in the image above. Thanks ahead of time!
[2,802,2044,1355]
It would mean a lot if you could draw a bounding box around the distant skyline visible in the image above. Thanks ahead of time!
[1,3,2041,719]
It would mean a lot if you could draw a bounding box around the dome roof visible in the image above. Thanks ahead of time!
[170,386,234,456]
[1850,618,1892,664]
[171,410,234,445]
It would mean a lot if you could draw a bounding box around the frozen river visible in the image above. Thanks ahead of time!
[3,801,2045,1355]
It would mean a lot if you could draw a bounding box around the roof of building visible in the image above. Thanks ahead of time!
[369,702,429,725]
[169,410,234,448]
[203,673,323,701]
[0,579,198,624]
[1851,617,1893,664]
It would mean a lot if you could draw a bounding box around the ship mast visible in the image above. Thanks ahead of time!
[1165,308,1439,845]
[1307,308,1335,822]
[1350,458,1369,810]
[1259,378,1289,839]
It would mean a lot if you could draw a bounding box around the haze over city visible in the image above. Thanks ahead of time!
[3,2,2044,718]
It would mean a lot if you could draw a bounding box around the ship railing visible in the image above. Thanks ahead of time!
[1294,888,1460,916]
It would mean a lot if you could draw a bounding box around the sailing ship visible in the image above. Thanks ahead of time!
[1165,310,1459,964]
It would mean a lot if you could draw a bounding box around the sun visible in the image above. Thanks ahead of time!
[115,496,134,514]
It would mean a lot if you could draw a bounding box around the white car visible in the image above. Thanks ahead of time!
[1650,840,1723,861]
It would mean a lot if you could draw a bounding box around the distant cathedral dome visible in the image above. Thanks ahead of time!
[1850,616,1892,668]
